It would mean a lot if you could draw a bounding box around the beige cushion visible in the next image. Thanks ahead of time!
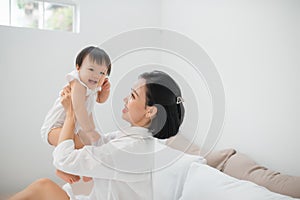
[165,134,201,156]
[223,153,300,198]
[166,134,235,170]
[205,149,236,171]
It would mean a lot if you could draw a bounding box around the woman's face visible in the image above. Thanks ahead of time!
[122,79,153,127]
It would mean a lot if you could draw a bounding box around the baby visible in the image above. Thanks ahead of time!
[41,46,111,183]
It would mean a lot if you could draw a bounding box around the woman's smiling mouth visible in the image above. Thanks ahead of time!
[122,106,128,113]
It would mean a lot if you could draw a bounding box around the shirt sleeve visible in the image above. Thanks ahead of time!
[53,135,156,181]
[53,139,116,179]
[94,131,119,146]
[103,131,119,143]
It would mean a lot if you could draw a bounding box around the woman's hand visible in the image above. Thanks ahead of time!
[60,85,73,115]
[97,78,111,103]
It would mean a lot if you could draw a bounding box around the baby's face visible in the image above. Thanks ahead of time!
[77,55,108,90]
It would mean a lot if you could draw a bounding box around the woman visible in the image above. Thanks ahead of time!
[10,70,192,200]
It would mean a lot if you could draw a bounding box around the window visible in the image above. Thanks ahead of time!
[0,0,78,32]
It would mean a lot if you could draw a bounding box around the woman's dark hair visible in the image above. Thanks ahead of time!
[76,46,112,76]
[139,70,185,139]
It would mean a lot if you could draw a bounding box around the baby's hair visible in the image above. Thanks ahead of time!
[139,70,185,139]
[76,46,112,76]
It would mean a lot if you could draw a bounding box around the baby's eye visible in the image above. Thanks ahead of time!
[89,68,94,71]
[99,72,105,75]
[131,93,135,99]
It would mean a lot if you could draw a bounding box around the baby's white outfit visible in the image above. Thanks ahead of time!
[40,70,100,145]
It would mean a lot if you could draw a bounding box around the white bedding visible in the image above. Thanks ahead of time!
[179,162,299,200]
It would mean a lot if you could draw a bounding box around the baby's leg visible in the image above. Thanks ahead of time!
[48,128,84,183]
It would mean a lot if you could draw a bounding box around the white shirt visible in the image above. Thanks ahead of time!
[53,126,205,200]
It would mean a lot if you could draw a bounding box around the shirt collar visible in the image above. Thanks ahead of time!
[120,126,153,139]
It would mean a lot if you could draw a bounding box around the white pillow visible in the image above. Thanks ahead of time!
[152,143,206,200]
[180,163,297,200]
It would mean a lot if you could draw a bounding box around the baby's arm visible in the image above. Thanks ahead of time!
[71,80,94,131]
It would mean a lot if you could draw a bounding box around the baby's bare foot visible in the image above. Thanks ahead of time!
[56,169,80,184]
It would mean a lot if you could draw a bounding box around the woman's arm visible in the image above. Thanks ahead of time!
[54,94,115,178]
[48,127,84,149]
[71,80,101,144]
[71,80,95,132]
[57,85,76,144]
[54,93,143,179]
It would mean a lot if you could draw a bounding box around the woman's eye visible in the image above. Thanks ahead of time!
[100,72,105,75]
[89,68,94,71]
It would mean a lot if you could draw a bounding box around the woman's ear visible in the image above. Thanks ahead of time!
[76,64,80,71]
[146,106,157,119]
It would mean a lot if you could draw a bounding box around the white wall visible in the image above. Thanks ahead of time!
[1,0,300,196]
[0,0,161,194]
[161,0,300,176]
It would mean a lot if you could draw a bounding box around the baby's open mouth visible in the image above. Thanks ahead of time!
[88,79,98,85]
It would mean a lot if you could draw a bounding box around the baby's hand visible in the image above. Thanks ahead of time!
[101,78,110,92]
[97,78,110,103]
